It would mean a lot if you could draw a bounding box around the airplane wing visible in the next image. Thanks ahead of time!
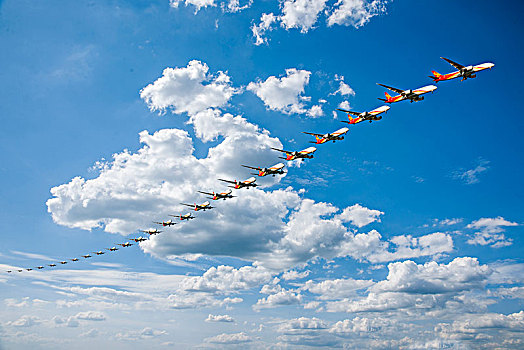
[197,191,214,196]
[302,132,323,137]
[336,108,360,116]
[441,57,465,70]
[241,165,262,171]
[218,179,236,185]
[270,147,291,154]
[180,203,195,208]
[377,83,404,94]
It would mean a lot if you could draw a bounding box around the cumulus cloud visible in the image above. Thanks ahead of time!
[222,0,252,13]
[252,13,277,45]
[254,287,302,310]
[205,314,235,322]
[279,0,328,33]
[281,269,310,280]
[140,60,237,115]
[466,216,518,248]
[337,203,383,227]
[247,68,312,115]
[205,332,252,344]
[303,278,374,300]
[6,315,40,327]
[327,0,388,28]
[75,311,106,321]
[169,0,216,13]
[330,75,355,96]
[329,317,388,335]
[278,317,328,334]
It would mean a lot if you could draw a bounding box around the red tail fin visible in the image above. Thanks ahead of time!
[431,70,441,77]
[385,92,391,99]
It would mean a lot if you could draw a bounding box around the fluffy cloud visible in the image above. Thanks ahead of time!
[278,317,328,334]
[327,0,387,28]
[337,203,383,227]
[6,315,40,327]
[254,287,302,310]
[205,332,252,344]
[169,0,216,13]
[466,216,518,248]
[303,278,374,300]
[279,0,328,33]
[247,68,312,115]
[252,13,277,45]
[75,311,106,321]
[205,314,235,322]
[140,60,237,115]
[329,317,389,335]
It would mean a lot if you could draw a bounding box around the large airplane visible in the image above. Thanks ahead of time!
[170,213,195,221]
[430,57,494,82]
[197,189,235,200]
[153,220,177,227]
[377,83,437,103]
[140,228,162,236]
[337,106,390,124]
[218,177,257,189]
[241,162,285,177]
[271,146,317,161]
[180,201,214,211]
[303,127,349,144]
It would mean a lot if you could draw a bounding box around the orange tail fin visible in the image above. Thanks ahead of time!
[385,92,391,99]
[432,70,441,77]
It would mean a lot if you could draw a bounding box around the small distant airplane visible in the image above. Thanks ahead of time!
[6,270,12,273]
[140,228,162,236]
[337,106,390,124]
[303,127,349,144]
[17,269,23,272]
[241,162,286,177]
[180,201,214,211]
[48,264,57,267]
[59,261,68,264]
[377,84,437,103]
[218,177,257,189]
[117,242,133,248]
[170,213,195,221]
[430,57,494,82]
[198,189,235,200]
[92,251,105,256]
[153,220,177,227]
[105,247,119,252]
[271,146,317,161]
[129,236,147,243]
[70,258,80,262]
[26,268,33,271]
[36,266,44,269]
[81,254,92,259]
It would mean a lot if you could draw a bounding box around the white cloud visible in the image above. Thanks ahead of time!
[331,75,355,96]
[252,13,277,45]
[306,104,324,117]
[279,0,328,33]
[254,288,302,310]
[222,0,252,13]
[205,314,235,322]
[281,269,310,280]
[453,158,490,185]
[169,0,216,13]
[327,0,387,28]
[337,203,383,228]
[437,311,524,340]
[466,216,518,248]
[278,317,328,334]
[6,315,40,327]
[75,311,106,321]
[329,317,389,335]
[205,332,252,344]
[247,68,312,114]
[303,278,374,300]
[139,60,237,115]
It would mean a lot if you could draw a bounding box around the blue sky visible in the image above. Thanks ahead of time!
[1,0,523,348]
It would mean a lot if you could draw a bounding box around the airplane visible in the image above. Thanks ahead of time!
[36,266,44,269]
[17,269,23,272]
[59,261,68,265]
[117,242,133,248]
[48,264,57,267]
[218,177,257,189]
[180,201,214,211]
[92,251,105,255]
[336,106,390,124]
[429,57,494,82]
[105,247,119,252]
[377,83,437,103]
[140,228,162,236]
[170,213,195,221]
[25,268,33,271]
[271,146,317,161]
[6,270,12,273]
[303,127,349,144]
[197,189,235,200]
[129,237,147,243]
[70,258,80,262]
[153,220,177,227]
[81,254,92,259]
[241,162,286,177]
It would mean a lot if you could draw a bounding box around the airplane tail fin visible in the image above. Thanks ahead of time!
[385,92,391,99]
[428,70,441,81]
